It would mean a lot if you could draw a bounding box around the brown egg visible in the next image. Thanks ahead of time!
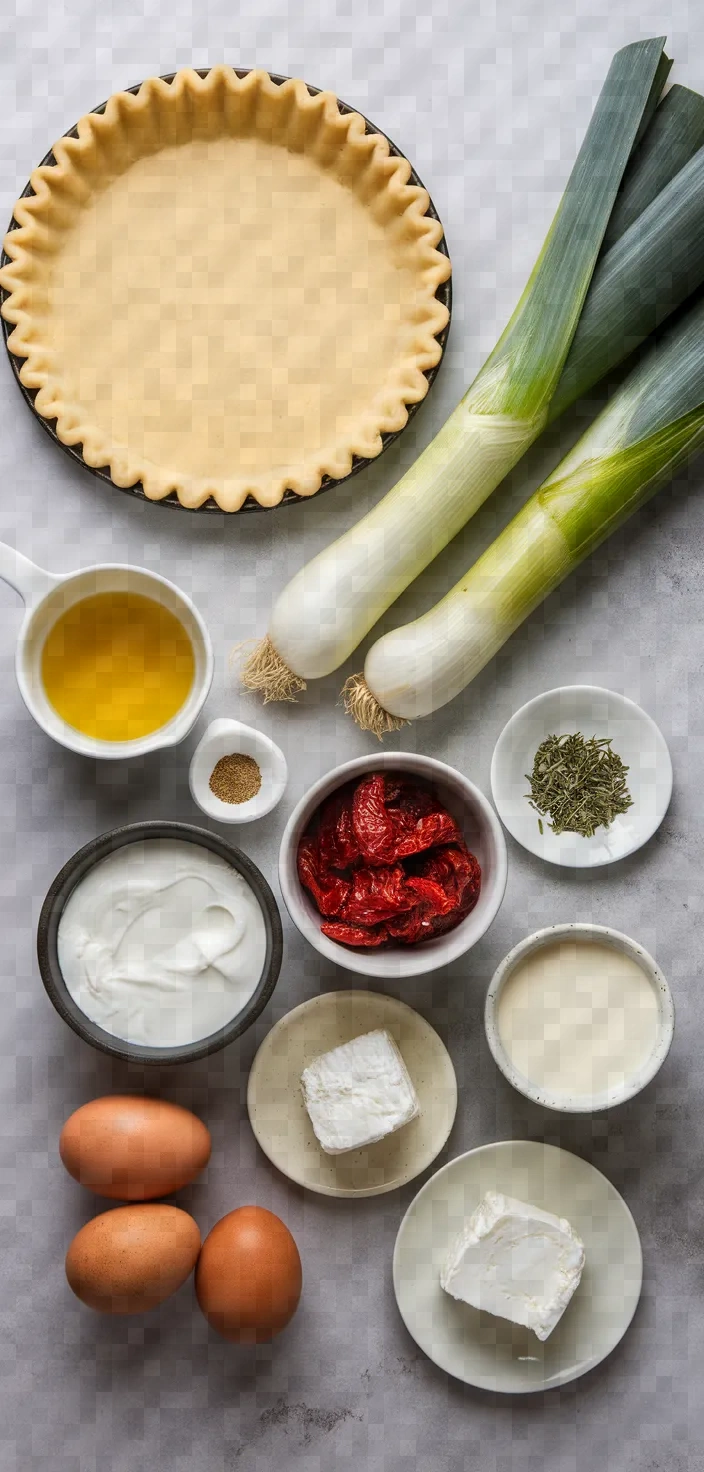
[59,1095,211,1201]
[196,1206,302,1343]
[66,1204,201,1314]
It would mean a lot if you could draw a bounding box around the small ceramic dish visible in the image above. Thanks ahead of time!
[490,685,673,868]
[37,821,283,1065]
[247,990,457,1198]
[393,1140,643,1393]
[484,923,675,1113]
[278,752,507,980]
[189,718,288,824]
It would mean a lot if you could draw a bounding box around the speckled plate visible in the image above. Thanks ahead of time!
[247,990,457,1198]
[393,1140,643,1393]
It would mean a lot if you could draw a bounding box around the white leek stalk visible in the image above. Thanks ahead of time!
[354,294,704,726]
[241,40,668,701]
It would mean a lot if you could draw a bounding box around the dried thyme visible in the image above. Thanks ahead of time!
[525,732,633,838]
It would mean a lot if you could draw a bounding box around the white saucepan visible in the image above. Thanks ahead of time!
[0,542,213,760]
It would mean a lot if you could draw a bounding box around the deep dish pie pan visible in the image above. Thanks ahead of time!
[0,68,452,515]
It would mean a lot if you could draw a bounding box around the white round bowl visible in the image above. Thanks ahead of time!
[490,685,672,868]
[484,923,675,1113]
[189,718,288,824]
[279,752,508,979]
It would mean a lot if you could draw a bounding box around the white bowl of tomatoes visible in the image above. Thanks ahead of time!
[278,753,508,979]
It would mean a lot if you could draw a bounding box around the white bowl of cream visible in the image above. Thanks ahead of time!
[38,823,283,1064]
[484,924,674,1113]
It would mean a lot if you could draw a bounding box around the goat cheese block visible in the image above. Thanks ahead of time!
[300,1029,420,1154]
[440,1191,585,1341]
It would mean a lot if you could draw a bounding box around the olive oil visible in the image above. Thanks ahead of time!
[41,591,195,741]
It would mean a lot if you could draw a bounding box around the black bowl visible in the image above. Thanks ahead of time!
[1,67,452,515]
[37,820,283,1065]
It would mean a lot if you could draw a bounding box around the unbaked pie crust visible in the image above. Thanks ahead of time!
[0,67,451,511]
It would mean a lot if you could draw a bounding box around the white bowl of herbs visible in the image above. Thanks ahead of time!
[490,686,673,869]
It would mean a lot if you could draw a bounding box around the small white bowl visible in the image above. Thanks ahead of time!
[490,685,673,868]
[189,718,288,824]
[279,752,507,979]
[484,923,675,1113]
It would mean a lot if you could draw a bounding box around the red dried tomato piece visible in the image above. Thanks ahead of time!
[387,781,435,817]
[352,773,396,864]
[315,783,361,872]
[426,908,469,939]
[353,773,462,865]
[321,920,390,948]
[386,906,431,943]
[297,835,351,917]
[393,809,462,860]
[341,863,416,926]
[442,844,482,911]
[410,843,480,909]
[405,875,456,916]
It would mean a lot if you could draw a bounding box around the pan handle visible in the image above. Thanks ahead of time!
[0,543,62,606]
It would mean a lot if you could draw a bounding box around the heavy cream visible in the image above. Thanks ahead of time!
[496,938,660,1100]
[58,839,267,1047]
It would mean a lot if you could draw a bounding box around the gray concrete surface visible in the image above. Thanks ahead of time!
[1,0,703,1467]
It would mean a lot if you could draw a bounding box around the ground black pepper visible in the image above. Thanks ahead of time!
[209,752,262,804]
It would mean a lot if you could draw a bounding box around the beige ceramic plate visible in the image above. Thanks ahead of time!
[393,1140,643,1392]
[247,990,457,1197]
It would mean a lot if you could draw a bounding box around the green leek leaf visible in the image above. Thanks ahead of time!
[605,82,704,245]
[549,143,704,419]
[466,38,669,419]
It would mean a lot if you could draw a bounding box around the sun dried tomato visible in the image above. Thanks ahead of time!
[446,844,482,912]
[297,771,482,949]
[352,773,461,865]
[317,783,361,871]
[340,863,416,926]
[405,875,455,915]
[351,773,394,863]
[321,920,390,947]
[391,781,461,850]
[386,908,431,943]
[409,843,481,913]
[297,835,351,917]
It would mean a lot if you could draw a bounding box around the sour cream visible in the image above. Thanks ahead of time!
[57,839,267,1047]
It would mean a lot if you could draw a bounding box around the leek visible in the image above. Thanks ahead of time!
[549,136,704,419]
[241,40,668,701]
[351,294,704,727]
[603,82,704,246]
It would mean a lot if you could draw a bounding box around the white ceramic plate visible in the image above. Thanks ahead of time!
[490,685,672,867]
[393,1140,643,1393]
[247,990,457,1198]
